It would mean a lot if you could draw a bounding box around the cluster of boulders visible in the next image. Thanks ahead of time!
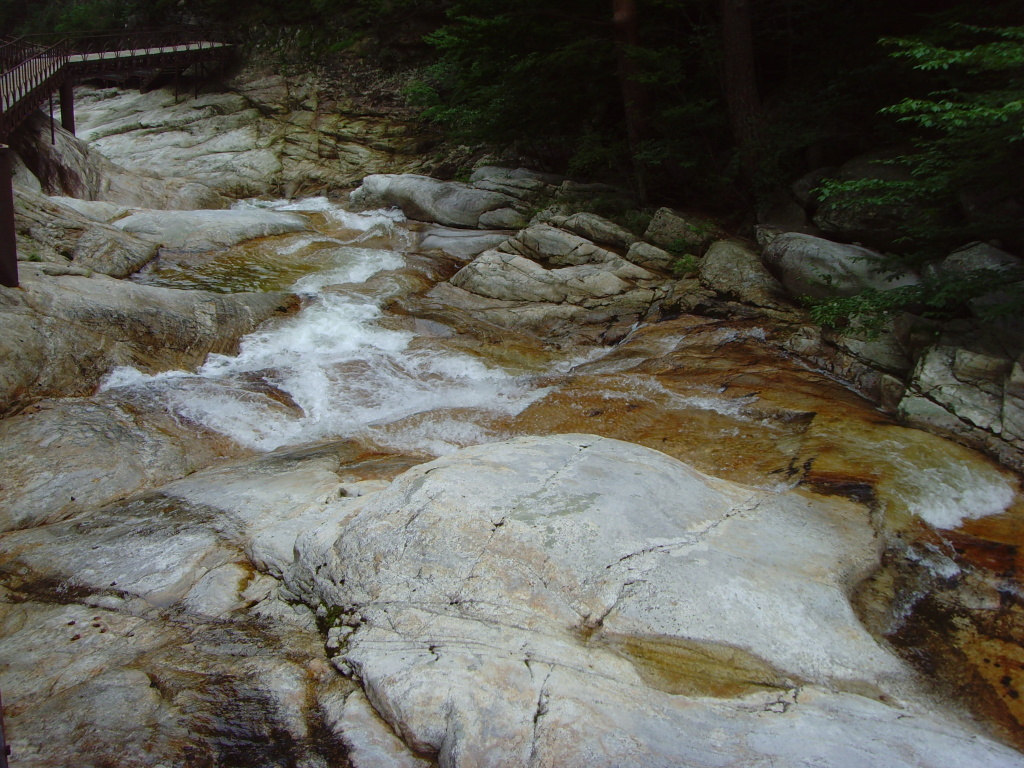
[349,169,1024,472]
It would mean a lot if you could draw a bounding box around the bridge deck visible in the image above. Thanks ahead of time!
[68,41,229,64]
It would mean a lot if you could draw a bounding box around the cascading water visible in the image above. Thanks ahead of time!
[101,199,563,455]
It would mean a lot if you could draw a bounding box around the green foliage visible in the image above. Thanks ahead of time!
[617,208,654,238]
[670,254,700,277]
[820,23,1024,258]
[409,1,618,165]
[807,266,1024,336]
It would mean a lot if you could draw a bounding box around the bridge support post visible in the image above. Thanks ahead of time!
[60,78,75,135]
[0,146,18,289]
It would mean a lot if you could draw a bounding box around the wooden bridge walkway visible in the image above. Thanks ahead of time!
[0,29,233,287]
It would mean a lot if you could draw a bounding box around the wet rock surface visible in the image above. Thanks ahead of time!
[73,73,437,198]
[0,267,296,413]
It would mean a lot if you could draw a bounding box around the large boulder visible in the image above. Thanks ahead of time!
[469,166,567,186]
[285,434,1022,768]
[624,240,675,271]
[762,232,919,299]
[542,212,639,251]
[350,174,529,229]
[415,225,513,261]
[114,208,311,251]
[812,149,915,246]
[928,241,1022,277]
[925,242,1024,324]
[643,207,721,252]
[699,239,791,310]
[15,190,158,277]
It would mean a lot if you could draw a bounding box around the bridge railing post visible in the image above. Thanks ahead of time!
[0,145,17,289]
[60,77,75,134]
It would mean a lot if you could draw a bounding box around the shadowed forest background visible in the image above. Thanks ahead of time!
[3,0,1023,325]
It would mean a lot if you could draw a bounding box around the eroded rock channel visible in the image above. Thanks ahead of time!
[1,84,1023,767]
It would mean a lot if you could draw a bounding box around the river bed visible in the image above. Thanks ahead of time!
[14,196,1024,752]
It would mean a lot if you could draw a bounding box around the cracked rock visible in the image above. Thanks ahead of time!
[289,433,1020,767]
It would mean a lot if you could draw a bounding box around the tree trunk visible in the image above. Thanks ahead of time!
[721,0,762,183]
[612,0,649,202]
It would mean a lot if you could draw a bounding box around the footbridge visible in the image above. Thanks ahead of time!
[0,28,233,287]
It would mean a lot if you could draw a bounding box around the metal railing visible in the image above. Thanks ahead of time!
[0,27,231,141]
[0,35,45,74]
[0,41,69,141]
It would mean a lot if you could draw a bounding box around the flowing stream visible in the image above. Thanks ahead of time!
[99,197,1020,531]
[101,199,581,455]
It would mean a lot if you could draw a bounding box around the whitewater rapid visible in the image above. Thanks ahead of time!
[101,199,557,455]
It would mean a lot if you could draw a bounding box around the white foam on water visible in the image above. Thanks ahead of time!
[292,247,406,294]
[155,291,550,452]
[854,432,1017,530]
[275,235,338,255]
[636,378,758,419]
[102,203,550,453]
[887,459,1015,530]
[232,196,339,213]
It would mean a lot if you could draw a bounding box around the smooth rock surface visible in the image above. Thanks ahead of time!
[14,190,158,277]
[544,212,639,250]
[11,111,226,210]
[763,232,920,299]
[115,208,311,250]
[351,174,528,229]
[285,434,1020,767]
[416,225,512,260]
[73,76,436,197]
